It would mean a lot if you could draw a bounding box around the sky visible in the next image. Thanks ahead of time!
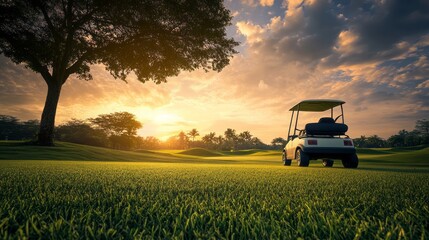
[1,0,428,143]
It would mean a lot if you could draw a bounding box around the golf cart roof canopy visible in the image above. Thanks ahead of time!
[289,99,345,112]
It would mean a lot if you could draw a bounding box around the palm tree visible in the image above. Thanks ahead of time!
[187,129,200,142]
[178,131,189,149]
[224,128,237,151]
[214,135,224,150]
[202,132,216,145]
[238,131,253,149]
[224,128,237,141]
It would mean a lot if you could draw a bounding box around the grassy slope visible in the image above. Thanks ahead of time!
[0,141,184,162]
[0,141,275,162]
[1,141,428,168]
[356,146,429,168]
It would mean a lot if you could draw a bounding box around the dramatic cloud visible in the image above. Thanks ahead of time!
[225,0,429,139]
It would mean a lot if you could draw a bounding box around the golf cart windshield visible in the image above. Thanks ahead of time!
[287,99,347,140]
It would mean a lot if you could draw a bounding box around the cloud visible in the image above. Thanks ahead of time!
[260,0,275,7]
[231,11,240,17]
[236,21,266,43]
[244,0,345,67]
[241,0,257,7]
[285,0,316,18]
[334,30,360,56]
[323,0,429,67]
[417,80,429,89]
[236,0,429,70]
[355,0,429,52]
[0,57,46,120]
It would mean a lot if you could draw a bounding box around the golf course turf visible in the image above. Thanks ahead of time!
[0,142,428,238]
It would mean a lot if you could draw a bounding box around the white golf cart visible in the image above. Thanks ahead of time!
[282,99,358,168]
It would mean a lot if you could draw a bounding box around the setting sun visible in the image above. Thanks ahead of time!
[154,112,182,125]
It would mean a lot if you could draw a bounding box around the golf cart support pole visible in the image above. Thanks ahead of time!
[287,110,295,140]
[331,108,333,118]
[341,104,345,123]
[294,104,300,136]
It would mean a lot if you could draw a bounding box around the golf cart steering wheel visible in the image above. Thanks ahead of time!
[334,114,343,123]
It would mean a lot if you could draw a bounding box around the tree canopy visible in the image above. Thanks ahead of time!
[415,119,429,136]
[90,112,142,137]
[56,119,107,147]
[0,0,238,145]
[0,0,238,83]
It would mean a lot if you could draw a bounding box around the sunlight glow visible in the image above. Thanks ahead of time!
[154,113,182,125]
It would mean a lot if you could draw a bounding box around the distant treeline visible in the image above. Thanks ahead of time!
[0,113,276,150]
[0,115,39,140]
[1,114,428,150]
[352,119,429,148]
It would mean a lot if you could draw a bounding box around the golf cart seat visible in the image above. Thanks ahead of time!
[318,117,335,124]
[305,117,348,136]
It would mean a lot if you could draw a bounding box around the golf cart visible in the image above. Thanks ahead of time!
[282,99,358,168]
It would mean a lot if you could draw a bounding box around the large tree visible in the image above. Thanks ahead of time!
[177,131,189,149]
[90,112,142,137]
[90,112,142,149]
[202,132,216,145]
[271,137,287,149]
[415,119,429,136]
[224,128,237,150]
[0,0,238,145]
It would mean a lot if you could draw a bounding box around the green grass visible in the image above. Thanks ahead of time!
[0,141,428,239]
[179,148,224,157]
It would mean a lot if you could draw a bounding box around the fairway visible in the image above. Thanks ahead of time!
[1,142,429,238]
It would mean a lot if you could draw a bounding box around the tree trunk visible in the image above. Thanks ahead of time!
[37,81,62,146]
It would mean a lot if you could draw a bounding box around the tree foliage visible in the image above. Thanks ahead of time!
[354,120,429,148]
[187,129,200,141]
[271,137,287,149]
[56,119,107,147]
[0,115,39,140]
[90,112,142,137]
[88,112,142,149]
[415,119,429,140]
[202,132,216,144]
[0,0,238,82]
[4,113,428,150]
[136,136,161,150]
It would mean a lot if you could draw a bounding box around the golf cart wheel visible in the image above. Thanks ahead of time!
[296,149,309,167]
[342,153,359,168]
[322,159,334,167]
[282,152,292,166]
